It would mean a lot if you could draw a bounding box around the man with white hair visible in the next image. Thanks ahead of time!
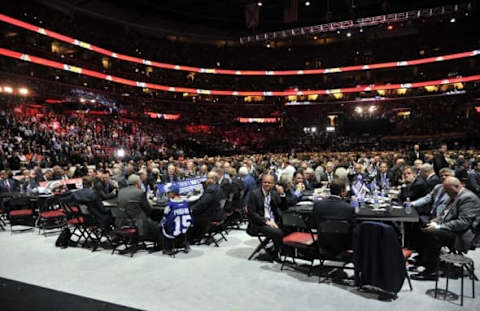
[411,176,480,280]
[419,163,440,193]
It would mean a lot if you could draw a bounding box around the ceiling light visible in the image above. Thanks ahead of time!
[450,18,456,23]
[3,86,13,93]
[368,105,377,113]
[355,106,363,114]
[305,1,311,6]
[257,2,263,6]
[18,87,29,95]
[346,32,352,37]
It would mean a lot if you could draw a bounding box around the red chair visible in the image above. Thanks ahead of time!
[37,196,66,235]
[281,213,318,276]
[7,196,35,233]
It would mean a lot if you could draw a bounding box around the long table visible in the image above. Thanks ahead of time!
[290,199,419,246]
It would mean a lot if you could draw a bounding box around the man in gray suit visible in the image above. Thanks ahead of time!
[114,174,160,242]
[412,177,480,280]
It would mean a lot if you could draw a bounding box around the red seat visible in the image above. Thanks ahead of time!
[115,228,137,235]
[70,206,79,212]
[9,209,33,217]
[40,210,65,218]
[68,217,84,225]
[283,232,318,246]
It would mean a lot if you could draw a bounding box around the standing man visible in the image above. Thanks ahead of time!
[408,144,425,165]
[433,144,449,175]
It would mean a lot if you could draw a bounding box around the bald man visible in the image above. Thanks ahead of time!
[411,177,480,280]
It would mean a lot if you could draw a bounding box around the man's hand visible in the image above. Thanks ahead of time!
[275,185,285,196]
[295,183,305,192]
[424,222,439,231]
[266,219,278,229]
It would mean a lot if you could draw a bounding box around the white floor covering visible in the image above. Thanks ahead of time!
[1,228,479,311]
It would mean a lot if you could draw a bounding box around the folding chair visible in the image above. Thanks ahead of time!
[316,220,354,282]
[7,196,35,233]
[203,199,228,247]
[110,201,151,257]
[37,196,65,235]
[281,212,318,276]
[0,203,8,231]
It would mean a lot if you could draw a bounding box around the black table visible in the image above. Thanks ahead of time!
[289,201,419,246]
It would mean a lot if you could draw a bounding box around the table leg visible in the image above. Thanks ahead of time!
[400,221,405,247]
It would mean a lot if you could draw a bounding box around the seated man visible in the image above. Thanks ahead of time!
[303,167,318,190]
[71,176,113,226]
[399,166,428,202]
[312,178,355,254]
[411,177,480,280]
[247,174,288,259]
[375,162,393,190]
[320,162,337,185]
[419,163,441,193]
[277,173,303,207]
[114,174,161,243]
[411,168,454,220]
[160,183,192,254]
[189,171,224,240]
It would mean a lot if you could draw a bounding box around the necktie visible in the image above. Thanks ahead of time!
[264,193,274,221]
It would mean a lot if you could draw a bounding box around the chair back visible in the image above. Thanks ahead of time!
[282,212,308,229]
[317,220,352,255]
[8,196,32,210]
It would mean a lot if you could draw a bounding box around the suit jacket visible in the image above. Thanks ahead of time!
[94,179,116,200]
[320,171,337,183]
[433,152,449,174]
[114,185,154,237]
[374,171,394,189]
[246,187,287,235]
[408,150,425,165]
[434,188,480,251]
[71,188,112,226]
[312,196,355,228]
[399,176,428,202]
[424,174,441,193]
[303,178,319,191]
[412,184,449,217]
[353,222,406,293]
[190,184,223,220]
[0,178,19,193]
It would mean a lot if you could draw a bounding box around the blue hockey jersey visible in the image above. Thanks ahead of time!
[160,198,192,239]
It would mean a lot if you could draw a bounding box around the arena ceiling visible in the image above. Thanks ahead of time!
[35,0,472,41]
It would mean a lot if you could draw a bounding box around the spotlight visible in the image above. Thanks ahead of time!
[18,87,29,95]
[266,43,271,48]
[305,1,311,6]
[359,28,364,33]
[90,99,96,103]
[450,18,456,23]
[346,32,352,37]
[387,25,394,31]
[336,30,341,34]
[115,148,125,158]
[355,106,363,114]
[313,35,318,40]
[4,86,13,93]
[257,2,262,6]
[368,105,377,113]
[80,98,86,103]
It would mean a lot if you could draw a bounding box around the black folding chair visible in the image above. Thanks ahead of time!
[281,212,318,276]
[7,196,35,233]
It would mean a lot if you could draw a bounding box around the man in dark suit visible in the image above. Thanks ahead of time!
[412,177,480,280]
[312,178,355,227]
[419,163,441,193]
[399,166,428,202]
[408,144,425,165]
[312,178,355,254]
[247,174,288,256]
[0,170,19,193]
[433,144,449,175]
[71,176,113,226]
[114,174,160,242]
[320,162,336,184]
[19,169,39,193]
[161,164,180,184]
[375,162,393,190]
[190,171,224,239]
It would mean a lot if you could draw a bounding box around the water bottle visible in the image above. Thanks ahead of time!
[405,197,412,214]
[359,195,365,209]
[381,188,386,198]
[351,196,359,214]
[373,190,379,208]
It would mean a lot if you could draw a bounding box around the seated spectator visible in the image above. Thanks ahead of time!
[19,169,38,193]
[399,166,428,202]
[162,164,180,183]
[246,174,287,260]
[411,177,480,280]
[115,174,161,243]
[303,167,318,190]
[277,173,303,207]
[189,171,224,240]
[160,183,192,254]
[0,170,18,193]
[239,166,256,205]
[312,178,355,253]
[71,176,113,226]
[94,170,116,200]
[419,163,441,193]
[375,162,393,190]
